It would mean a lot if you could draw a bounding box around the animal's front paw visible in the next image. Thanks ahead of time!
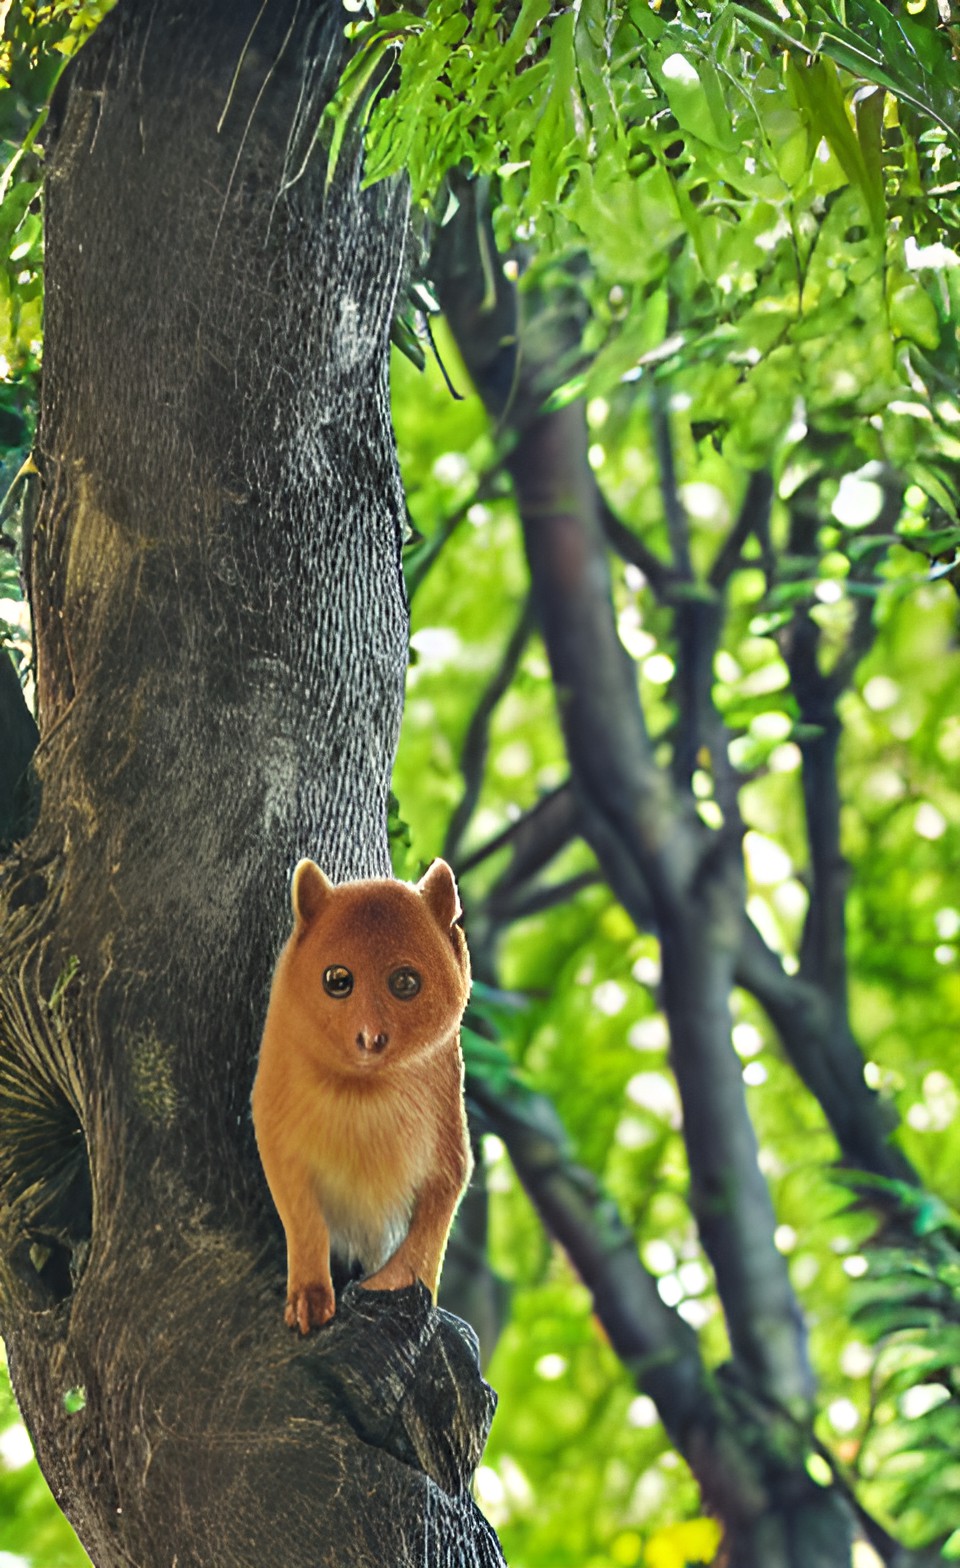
[285,1281,336,1333]
[360,1258,420,1294]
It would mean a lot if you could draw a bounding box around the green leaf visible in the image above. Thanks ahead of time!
[786,56,884,233]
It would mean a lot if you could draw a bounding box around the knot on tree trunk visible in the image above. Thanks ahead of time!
[306,1283,497,1497]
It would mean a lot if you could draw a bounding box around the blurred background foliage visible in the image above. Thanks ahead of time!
[3,0,960,1565]
[390,338,960,1565]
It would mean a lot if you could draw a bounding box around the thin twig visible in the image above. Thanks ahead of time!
[404,461,507,602]
[709,470,773,589]
[443,596,534,863]
[596,488,677,601]
[456,782,578,879]
[650,389,692,579]
[484,869,601,925]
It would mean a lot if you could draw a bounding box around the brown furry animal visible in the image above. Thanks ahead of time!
[252,859,472,1333]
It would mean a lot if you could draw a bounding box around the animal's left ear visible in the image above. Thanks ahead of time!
[292,859,334,931]
[417,859,461,930]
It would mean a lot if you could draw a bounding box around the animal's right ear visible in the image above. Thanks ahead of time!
[417,858,461,931]
[291,860,333,930]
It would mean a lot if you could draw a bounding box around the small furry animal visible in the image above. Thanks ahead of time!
[252,858,473,1333]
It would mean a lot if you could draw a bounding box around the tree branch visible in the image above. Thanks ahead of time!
[467,1073,709,1447]
[669,587,725,796]
[483,869,601,926]
[709,470,774,590]
[736,915,916,1186]
[471,1070,896,1560]
[597,488,678,600]
[776,483,900,1019]
[508,409,810,1401]
[651,390,692,579]
[457,782,578,880]
[506,404,692,910]
[470,797,919,1194]
[443,595,534,863]
[671,470,774,803]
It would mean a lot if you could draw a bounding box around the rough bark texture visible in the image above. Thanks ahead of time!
[0,4,503,1565]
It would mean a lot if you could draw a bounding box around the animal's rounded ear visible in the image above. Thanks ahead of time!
[417,858,461,930]
[292,860,333,929]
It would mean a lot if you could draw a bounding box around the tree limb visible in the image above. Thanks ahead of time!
[776,482,901,1019]
[483,869,601,925]
[443,595,534,863]
[471,1071,893,1562]
[457,782,578,880]
[597,488,678,600]
[709,470,774,590]
[650,390,692,579]
[467,1073,711,1447]
[736,921,916,1186]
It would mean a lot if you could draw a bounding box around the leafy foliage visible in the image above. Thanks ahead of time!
[339,0,960,540]
[0,1,115,386]
[0,3,114,699]
[834,1181,960,1554]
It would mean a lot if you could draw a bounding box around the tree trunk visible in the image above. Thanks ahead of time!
[0,4,503,1564]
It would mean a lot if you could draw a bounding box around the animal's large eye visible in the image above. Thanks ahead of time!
[323,965,353,998]
[388,966,421,1000]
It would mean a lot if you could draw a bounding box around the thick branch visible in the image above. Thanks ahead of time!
[468,1075,709,1446]
[506,405,691,910]
[511,407,811,1403]
[670,587,725,795]
[471,1072,875,1564]
[472,792,914,1189]
[671,470,774,800]
[781,606,850,1013]
[736,923,916,1185]
[661,850,813,1402]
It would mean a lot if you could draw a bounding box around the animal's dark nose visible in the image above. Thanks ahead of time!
[356,1030,389,1054]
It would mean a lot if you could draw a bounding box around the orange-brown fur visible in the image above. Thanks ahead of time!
[252,858,473,1333]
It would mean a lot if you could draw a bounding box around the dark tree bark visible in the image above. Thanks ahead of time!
[0,5,503,1565]
[0,649,37,851]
